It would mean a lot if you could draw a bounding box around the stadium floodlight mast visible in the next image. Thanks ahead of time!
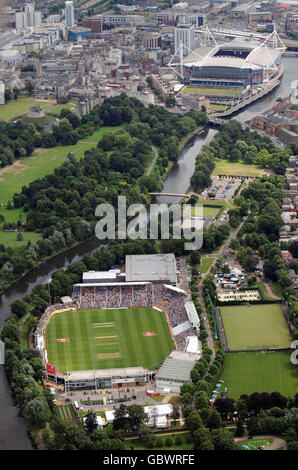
[240,24,285,82]
[168,41,203,80]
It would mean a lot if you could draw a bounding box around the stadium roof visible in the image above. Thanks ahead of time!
[164,284,187,295]
[185,300,200,327]
[83,271,120,281]
[64,366,146,380]
[186,336,201,354]
[74,281,150,287]
[156,350,199,383]
[184,41,281,70]
[125,253,177,284]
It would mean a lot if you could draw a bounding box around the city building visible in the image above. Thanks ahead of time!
[174,23,195,56]
[82,15,103,33]
[15,3,42,31]
[65,1,75,29]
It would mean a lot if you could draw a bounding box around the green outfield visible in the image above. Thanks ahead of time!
[45,307,173,373]
[223,352,298,399]
[220,304,291,351]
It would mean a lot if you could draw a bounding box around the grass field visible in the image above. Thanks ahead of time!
[191,204,221,218]
[0,98,53,121]
[220,304,291,351]
[46,307,173,373]
[0,230,42,247]
[50,100,78,116]
[0,126,124,204]
[181,86,243,97]
[198,257,214,274]
[223,352,298,399]
[213,159,267,177]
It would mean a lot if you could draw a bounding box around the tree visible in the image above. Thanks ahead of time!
[25,81,35,95]
[185,412,203,434]
[84,411,98,432]
[195,391,208,410]
[206,410,222,429]
[235,418,245,437]
[25,397,50,427]
[127,404,148,432]
[10,299,27,318]
[137,424,154,444]
[113,404,128,430]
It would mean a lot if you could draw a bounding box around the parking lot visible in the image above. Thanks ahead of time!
[201,176,242,200]
[56,386,166,412]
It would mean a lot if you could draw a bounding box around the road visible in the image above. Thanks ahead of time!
[146,146,159,176]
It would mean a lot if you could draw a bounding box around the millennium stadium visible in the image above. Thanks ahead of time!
[183,39,283,88]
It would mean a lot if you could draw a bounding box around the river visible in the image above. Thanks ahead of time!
[0,56,297,450]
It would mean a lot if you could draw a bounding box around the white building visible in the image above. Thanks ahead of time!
[15,3,42,30]
[156,350,201,393]
[65,1,75,28]
[0,81,5,105]
[174,23,195,56]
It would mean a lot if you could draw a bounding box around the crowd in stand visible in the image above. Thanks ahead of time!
[36,302,76,338]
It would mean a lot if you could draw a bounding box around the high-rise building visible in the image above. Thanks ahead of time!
[15,3,42,30]
[65,1,75,28]
[174,24,195,56]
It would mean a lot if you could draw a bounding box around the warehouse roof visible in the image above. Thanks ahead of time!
[125,253,177,283]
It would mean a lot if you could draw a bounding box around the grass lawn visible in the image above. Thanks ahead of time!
[270,282,284,300]
[46,307,173,373]
[0,230,42,248]
[223,351,298,399]
[50,100,78,116]
[198,257,214,273]
[81,124,126,143]
[191,204,221,218]
[213,159,267,177]
[0,125,124,204]
[210,104,227,111]
[0,98,53,121]
[182,86,243,97]
[220,304,291,351]
[125,433,193,450]
[0,206,27,224]
[0,142,95,204]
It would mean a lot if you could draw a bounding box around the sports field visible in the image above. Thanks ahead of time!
[46,307,173,373]
[181,86,243,97]
[220,304,291,351]
[213,159,267,177]
[222,351,298,399]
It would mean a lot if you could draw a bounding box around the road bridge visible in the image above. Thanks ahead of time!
[149,193,190,198]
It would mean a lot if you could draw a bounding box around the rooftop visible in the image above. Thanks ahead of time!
[125,253,177,283]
